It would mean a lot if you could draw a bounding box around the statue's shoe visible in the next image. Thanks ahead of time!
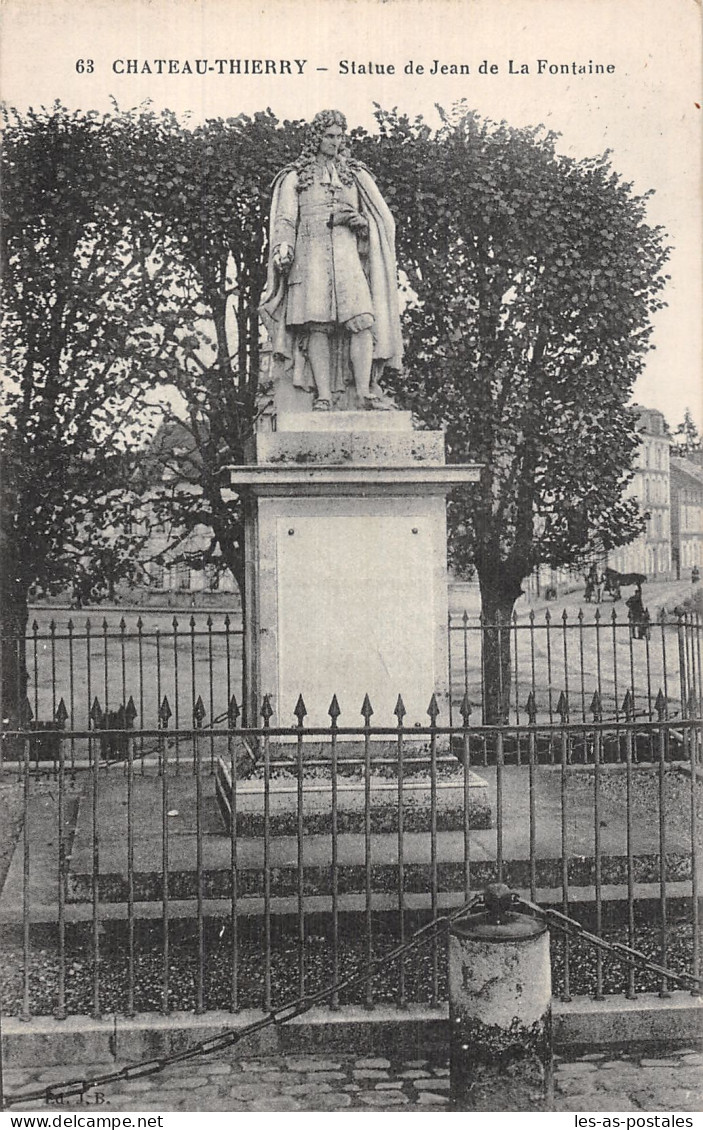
[364,395,392,411]
[312,398,331,412]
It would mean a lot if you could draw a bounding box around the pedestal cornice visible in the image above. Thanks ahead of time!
[229,462,481,496]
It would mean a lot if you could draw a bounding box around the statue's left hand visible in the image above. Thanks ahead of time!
[348,212,369,233]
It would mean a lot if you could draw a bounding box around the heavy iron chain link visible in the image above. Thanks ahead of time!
[6,889,700,1107]
[4,894,484,1108]
[516,894,701,992]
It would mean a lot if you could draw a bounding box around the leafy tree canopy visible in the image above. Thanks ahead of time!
[1,101,670,722]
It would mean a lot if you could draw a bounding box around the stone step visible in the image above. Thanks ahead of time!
[214,758,491,836]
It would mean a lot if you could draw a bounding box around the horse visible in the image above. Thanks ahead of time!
[603,568,646,602]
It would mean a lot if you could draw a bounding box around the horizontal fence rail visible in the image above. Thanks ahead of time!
[0,679,700,1019]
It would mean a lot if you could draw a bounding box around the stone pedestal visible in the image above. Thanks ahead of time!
[230,411,480,731]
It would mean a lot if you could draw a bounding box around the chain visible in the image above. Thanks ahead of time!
[4,894,484,1108]
[6,888,700,1107]
[516,896,701,991]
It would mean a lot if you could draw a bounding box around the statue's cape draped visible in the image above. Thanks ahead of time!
[259,163,404,391]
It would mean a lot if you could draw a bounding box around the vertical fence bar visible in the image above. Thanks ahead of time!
[160,696,171,1015]
[660,612,670,722]
[261,696,273,1011]
[512,614,520,731]
[628,608,637,733]
[529,611,536,709]
[447,614,454,728]
[558,692,571,1002]
[190,618,197,774]
[461,611,470,709]
[460,694,472,903]
[294,695,307,1001]
[56,701,67,1020]
[623,691,636,1000]
[677,612,688,725]
[591,692,604,1000]
[137,618,145,773]
[120,617,127,748]
[696,612,703,714]
[224,615,232,726]
[494,616,505,879]
[329,696,341,1009]
[207,616,215,772]
[173,618,180,774]
[102,620,109,761]
[361,694,374,1009]
[656,694,669,997]
[395,696,407,1008]
[49,621,57,772]
[155,628,162,735]
[67,620,76,771]
[91,695,101,1019]
[496,725,504,883]
[21,712,31,1021]
[545,612,555,762]
[684,614,694,714]
[478,613,485,726]
[611,609,620,734]
[577,611,587,725]
[194,696,205,1014]
[526,693,537,901]
[228,695,240,1014]
[689,715,700,995]
[32,621,39,736]
[126,698,135,1018]
[428,695,439,1007]
[644,616,654,723]
[561,614,571,761]
[595,610,603,724]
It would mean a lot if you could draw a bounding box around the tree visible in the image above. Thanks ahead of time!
[0,103,180,722]
[365,106,670,720]
[127,111,306,601]
[673,408,701,449]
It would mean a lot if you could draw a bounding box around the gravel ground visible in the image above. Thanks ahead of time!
[1,912,700,1018]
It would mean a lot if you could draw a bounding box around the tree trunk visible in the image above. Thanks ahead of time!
[0,587,29,729]
[477,570,523,725]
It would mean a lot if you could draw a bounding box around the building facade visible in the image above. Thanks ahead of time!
[609,406,672,579]
[670,452,703,578]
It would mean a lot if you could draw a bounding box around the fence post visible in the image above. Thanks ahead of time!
[448,883,553,1111]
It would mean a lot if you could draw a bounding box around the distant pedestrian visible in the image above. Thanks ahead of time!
[692,565,700,584]
[626,585,650,640]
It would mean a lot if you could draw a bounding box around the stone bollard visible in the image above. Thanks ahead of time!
[448,883,553,1111]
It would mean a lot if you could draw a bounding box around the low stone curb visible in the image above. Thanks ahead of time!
[2,992,700,1068]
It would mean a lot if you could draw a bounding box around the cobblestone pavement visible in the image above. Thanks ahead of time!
[4,1048,702,1112]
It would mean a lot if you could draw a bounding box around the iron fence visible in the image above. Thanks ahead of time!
[449,607,702,728]
[1,607,701,746]
[0,686,700,1019]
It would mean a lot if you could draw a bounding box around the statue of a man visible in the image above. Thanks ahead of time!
[259,109,403,411]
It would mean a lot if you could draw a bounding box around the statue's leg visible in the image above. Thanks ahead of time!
[307,330,332,404]
[349,328,373,399]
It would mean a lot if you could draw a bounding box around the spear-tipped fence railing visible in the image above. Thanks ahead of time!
[0,607,701,1021]
[448,607,702,730]
[0,687,701,1020]
[1,607,700,760]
